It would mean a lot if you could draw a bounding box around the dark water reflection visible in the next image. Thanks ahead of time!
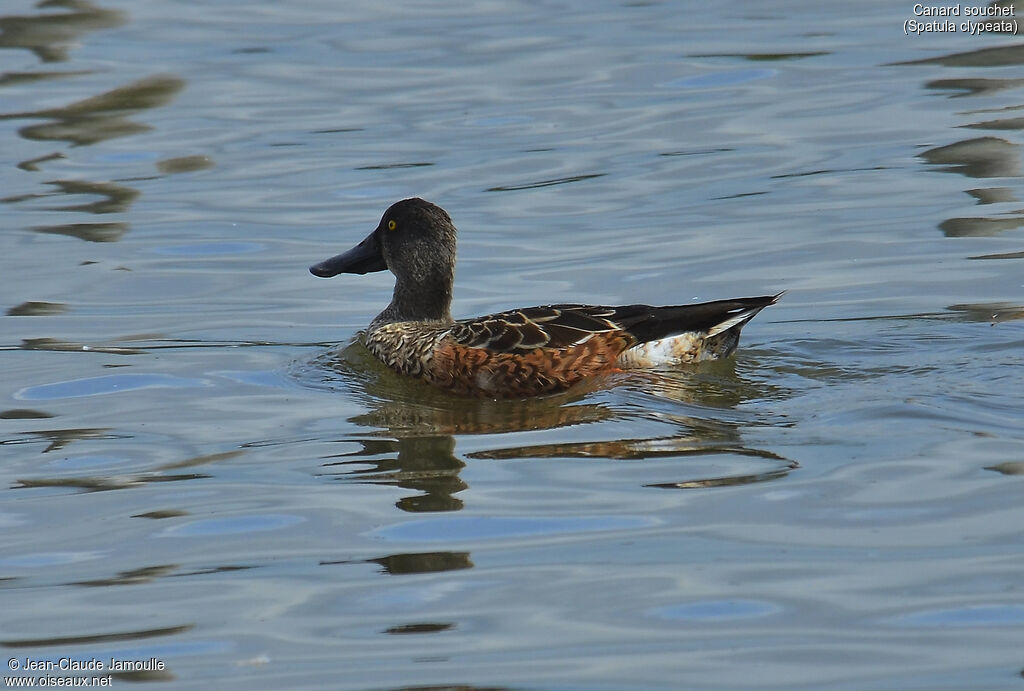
[938,215,1024,237]
[900,41,1024,67]
[322,551,473,575]
[5,178,139,214]
[71,563,253,588]
[30,220,130,242]
[1,71,185,248]
[925,76,1024,97]
[909,43,1024,241]
[946,301,1024,323]
[920,137,1019,178]
[8,426,118,453]
[0,408,55,419]
[2,74,185,147]
[1,624,191,648]
[6,301,67,316]
[0,0,124,63]
[2,4,185,248]
[9,447,245,492]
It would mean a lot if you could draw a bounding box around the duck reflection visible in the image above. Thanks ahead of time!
[321,436,467,512]
[314,342,795,511]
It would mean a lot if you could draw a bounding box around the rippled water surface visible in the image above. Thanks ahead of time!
[2,1,1024,688]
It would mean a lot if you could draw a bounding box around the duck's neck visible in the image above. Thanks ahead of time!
[371,274,453,327]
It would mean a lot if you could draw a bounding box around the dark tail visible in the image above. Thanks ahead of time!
[617,293,782,351]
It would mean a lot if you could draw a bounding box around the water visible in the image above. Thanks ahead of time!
[2,1,1023,688]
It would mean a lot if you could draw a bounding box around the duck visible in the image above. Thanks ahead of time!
[310,198,780,398]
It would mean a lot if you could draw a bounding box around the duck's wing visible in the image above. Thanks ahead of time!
[449,294,782,353]
[448,305,629,354]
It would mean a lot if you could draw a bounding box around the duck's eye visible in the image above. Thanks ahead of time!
[387,219,397,231]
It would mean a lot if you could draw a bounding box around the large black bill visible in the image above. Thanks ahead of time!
[309,232,387,277]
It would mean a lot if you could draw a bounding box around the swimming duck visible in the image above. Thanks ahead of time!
[311,198,779,398]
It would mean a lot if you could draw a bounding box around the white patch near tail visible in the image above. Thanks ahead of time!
[617,304,769,368]
[705,306,761,338]
[616,332,705,368]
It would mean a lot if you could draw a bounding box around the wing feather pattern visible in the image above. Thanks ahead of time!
[448,305,625,353]
[447,295,781,356]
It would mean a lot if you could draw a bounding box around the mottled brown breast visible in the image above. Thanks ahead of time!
[425,331,635,397]
[363,322,450,378]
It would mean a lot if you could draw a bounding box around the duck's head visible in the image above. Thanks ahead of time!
[310,198,457,324]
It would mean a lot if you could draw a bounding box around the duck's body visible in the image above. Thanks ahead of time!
[311,198,780,398]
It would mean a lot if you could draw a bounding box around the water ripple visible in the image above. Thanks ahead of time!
[16,374,210,400]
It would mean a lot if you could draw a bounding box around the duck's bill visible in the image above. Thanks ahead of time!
[309,232,387,277]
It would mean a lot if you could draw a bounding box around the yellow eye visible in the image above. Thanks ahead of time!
[387,219,397,231]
